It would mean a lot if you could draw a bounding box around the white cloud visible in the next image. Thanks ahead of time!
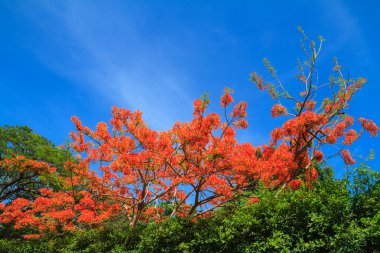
[14,0,195,130]
[320,0,369,63]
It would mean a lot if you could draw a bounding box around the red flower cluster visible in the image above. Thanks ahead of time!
[220,88,234,107]
[271,104,287,117]
[359,117,379,137]
[343,129,359,145]
[0,156,56,174]
[341,150,355,165]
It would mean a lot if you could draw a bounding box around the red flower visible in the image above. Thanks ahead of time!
[247,196,260,204]
[341,150,355,165]
[313,150,324,162]
[220,88,234,107]
[343,129,358,145]
[271,104,287,117]
[288,179,302,190]
[23,234,40,240]
[359,117,379,137]
[231,102,248,118]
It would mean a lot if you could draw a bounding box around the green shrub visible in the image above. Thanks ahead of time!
[1,165,379,252]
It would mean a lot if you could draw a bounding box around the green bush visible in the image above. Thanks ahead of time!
[1,165,379,252]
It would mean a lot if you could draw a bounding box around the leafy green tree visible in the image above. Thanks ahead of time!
[0,125,72,202]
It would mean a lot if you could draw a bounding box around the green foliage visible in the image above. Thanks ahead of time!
[0,125,73,202]
[62,224,143,253]
[351,165,380,218]
[1,165,379,252]
[0,222,144,253]
[0,125,72,167]
[0,236,69,253]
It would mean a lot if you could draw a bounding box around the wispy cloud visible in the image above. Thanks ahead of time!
[320,0,369,64]
[13,1,195,130]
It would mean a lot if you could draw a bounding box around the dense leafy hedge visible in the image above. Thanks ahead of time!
[1,166,379,253]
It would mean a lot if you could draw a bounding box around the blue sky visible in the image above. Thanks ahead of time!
[1,0,379,173]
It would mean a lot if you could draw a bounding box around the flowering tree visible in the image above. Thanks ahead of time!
[250,28,378,190]
[1,30,379,238]
[68,91,253,225]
